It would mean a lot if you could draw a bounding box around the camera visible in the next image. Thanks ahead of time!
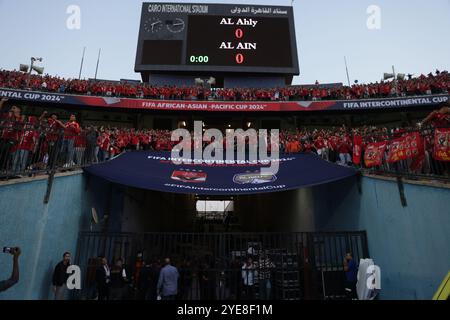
[3,247,14,254]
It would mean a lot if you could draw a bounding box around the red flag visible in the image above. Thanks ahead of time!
[364,141,387,168]
[433,128,450,162]
[387,132,421,163]
[410,133,425,172]
[352,134,363,165]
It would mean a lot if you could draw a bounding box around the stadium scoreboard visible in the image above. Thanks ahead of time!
[135,3,299,75]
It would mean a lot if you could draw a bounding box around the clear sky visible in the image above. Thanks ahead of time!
[0,0,449,85]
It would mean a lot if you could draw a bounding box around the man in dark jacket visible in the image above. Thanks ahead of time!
[109,258,128,300]
[85,126,99,163]
[52,252,71,300]
[96,256,111,300]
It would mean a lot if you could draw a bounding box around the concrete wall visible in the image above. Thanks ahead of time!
[316,176,450,300]
[0,172,89,300]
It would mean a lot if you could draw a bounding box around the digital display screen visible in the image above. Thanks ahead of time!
[186,16,292,68]
[135,3,299,75]
[141,40,183,65]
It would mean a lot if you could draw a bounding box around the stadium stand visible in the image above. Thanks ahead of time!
[1,95,448,179]
[1,69,449,101]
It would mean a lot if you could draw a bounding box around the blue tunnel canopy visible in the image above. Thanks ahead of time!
[84,151,357,195]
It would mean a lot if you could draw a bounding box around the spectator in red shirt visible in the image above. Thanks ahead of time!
[337,135,352,166]
[314,135,328,160]
[98,130,111,162]
[290,140,301,153]
[41,112,65,169]
[11,117,38,175]
[420,103,450,128]
[328,134,339,163]
[61,114,81,167]
[0,98,25,171]
[74,130,87,166]
[140,133,151,150]
[303,140,313,153]
[130,134,140,151]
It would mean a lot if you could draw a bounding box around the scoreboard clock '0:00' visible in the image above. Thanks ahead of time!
[189,55,210,63]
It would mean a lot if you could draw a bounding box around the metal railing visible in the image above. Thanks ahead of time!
[0,123,101,179]
[74,231,369,300]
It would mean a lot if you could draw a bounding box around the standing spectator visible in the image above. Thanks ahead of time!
[337,135,352,166]
[136,260,152,300]
[179,259,193,300]
[95,256,111,300]
[420,103,450,175]
[242,256,257,300]
[198,259,215,300]
[74,129,87,166]
[52,252,71,300]
[42,112,64,170]
[60,114,81,167]
[314,135,328,160]
[257,253,276,300]
[229,258,242,300]
[157,258,179,300]
[0,247,20,292]
[420,103,450,128]
[11,117,38,175]
[109,258,128,300]
[144,259,162,300]
[133,252,145,296]
[130,132,140,150]
[98,130,111,162]
[85,257,102,300]
[85,126,99,163]
[328,134,339,163]
[0,98,24,171]
[343,252,358,300]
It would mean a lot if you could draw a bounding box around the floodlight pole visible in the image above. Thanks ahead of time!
[94,48,101,80]
[344,56,351,87]
[79,47,86,80]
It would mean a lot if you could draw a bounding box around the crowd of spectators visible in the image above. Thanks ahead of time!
[1,96,449,178]
[1,69,449,102]
[71,250,279,301]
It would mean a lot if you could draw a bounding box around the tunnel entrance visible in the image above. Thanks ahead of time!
[116,187,328,233]
[75,231,369,300]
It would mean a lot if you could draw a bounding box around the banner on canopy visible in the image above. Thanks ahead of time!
[83,151,357,195]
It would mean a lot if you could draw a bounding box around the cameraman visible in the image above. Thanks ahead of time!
[0,247,21,292]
